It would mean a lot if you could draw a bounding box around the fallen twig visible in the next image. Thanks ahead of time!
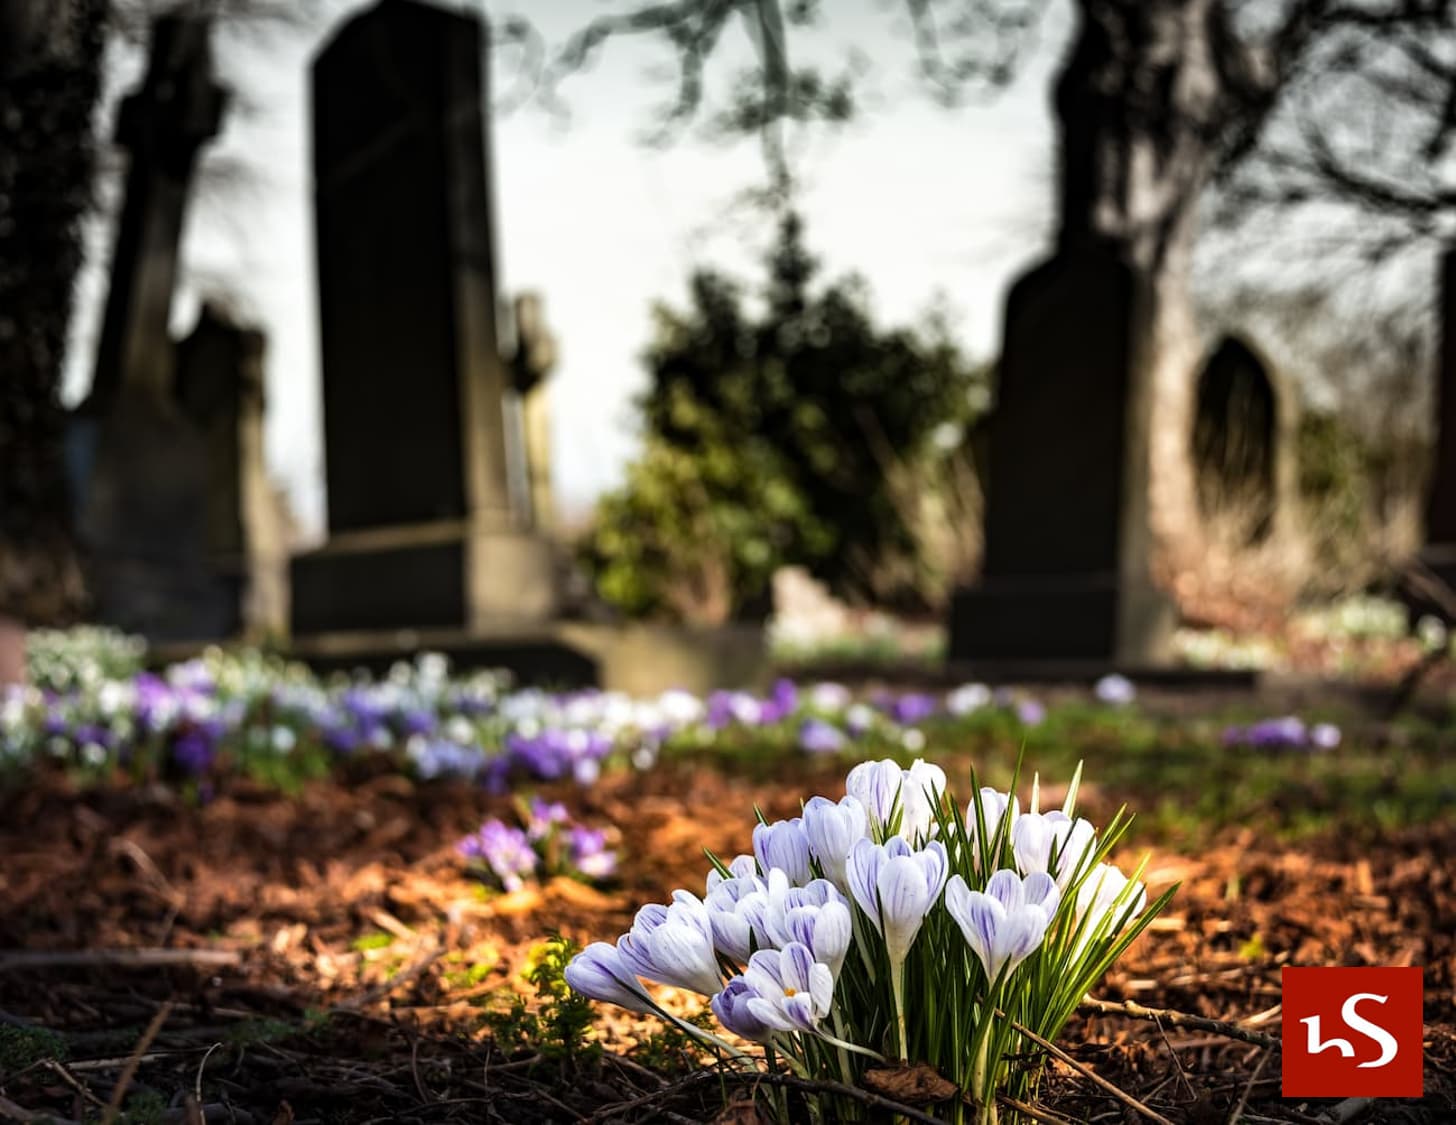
[1225,1048,1272,1125]
[0,1094,80,1124]
[0,949,241,973]
[1002,1014,1175,1125]
[997,1093,1076,1124]
[1081,996,1278,1048]
[102,1000,174,1125]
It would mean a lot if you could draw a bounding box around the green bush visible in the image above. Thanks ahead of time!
[583,212,986,622]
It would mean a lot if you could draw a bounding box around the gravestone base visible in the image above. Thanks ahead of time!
[948,573,1174,666]
[290,523,559,636]
[1406,543,1456,623]
[465,529,559,623]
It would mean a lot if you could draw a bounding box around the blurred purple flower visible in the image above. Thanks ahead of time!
[798,718,846,755]
[568,825,618,879]
[1016,699,1046,726]
[458,819,539,892]
[890,693,937,726]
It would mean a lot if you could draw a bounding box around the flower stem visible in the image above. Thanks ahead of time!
[890,960,908,1062]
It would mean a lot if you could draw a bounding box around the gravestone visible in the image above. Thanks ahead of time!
[1417,246,1456,611]
[174,302,290,638]
[947,247,1174,665]
[291,0,557,636]
[1191,336,1278,544]
[70,7,234,643]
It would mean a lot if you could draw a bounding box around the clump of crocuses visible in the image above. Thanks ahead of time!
[565,758,1170,1123]
[457,797,617,892]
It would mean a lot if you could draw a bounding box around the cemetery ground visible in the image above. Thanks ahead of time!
[2,677,1455,1123]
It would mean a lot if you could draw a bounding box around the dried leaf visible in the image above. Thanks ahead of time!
[862,1062,958,1105]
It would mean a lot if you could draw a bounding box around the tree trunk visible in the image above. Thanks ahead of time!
[0,0,106,682]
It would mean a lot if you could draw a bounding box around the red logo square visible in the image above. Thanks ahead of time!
[1282,967,1424,1098]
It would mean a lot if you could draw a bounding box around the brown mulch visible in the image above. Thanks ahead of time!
[0,761,1453,1123]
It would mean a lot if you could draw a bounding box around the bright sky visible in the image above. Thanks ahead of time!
[63,0,1073,538]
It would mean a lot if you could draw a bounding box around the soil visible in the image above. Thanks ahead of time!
[1,759,1453,1123]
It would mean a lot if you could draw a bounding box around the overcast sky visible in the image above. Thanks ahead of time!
[63,0,1075,537]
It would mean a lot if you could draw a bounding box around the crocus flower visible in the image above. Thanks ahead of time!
[753,818,813,885]
[567,826,617,879]
[1016,699,1047,726]
[808,682,851,712]
[846,836,948,966]
[765,893,852,980]
[565,941,654,1013]
[1093,674,1136,705]
[945,869,1059,983]
[458,820,539,891]
[705,874,771,962]
[711,976,775,1042]
[706,853,760,893]
[890,692,938,726]
[526,798,570,840]
[741,942,834,1034]
[1310,722,1341,750]
[1075,862,1146,934]
[1012,811,1096,889]
[968,786,1019,868]
[846,758,946,842]
[617,892,723,996]
[945,682,992,716]
[802,794,868,888]
[798,719,846,755]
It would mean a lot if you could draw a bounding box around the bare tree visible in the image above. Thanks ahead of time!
[539,0,1455,559]
[0,0,108,683]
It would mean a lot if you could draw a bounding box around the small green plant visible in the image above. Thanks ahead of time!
[0,1023,68,1071]
[119,1089,168,1125]
[483,937,599,1063]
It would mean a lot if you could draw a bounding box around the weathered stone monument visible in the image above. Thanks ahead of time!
[948,250,1171,666]
[1191,336,1279,544]
[174,302,291,638]
[291,0,558,638]
[1417,247,1456,611]
[70,7,239,642]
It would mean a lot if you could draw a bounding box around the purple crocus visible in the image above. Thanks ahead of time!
[890,693,937,726]
[458,819,539,892]
[798,719,846,755]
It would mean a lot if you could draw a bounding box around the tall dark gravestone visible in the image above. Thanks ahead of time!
[948,249,1172,665]
[1418,247,1456,608]
[70,8,235,643]
[291,0,557,636]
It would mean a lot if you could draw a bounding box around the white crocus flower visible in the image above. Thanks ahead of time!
[1072,862,1146,954]
[846,758,947,842]
[845,836,948,968]
[564,942,655,1013]
[741,942,835,1035]
[616,891,723,996]
[968,786,1019,868]
[802,794,868,888]
[753,817,813,886]
[945,869,1060,984]
[1012,811,1097,889]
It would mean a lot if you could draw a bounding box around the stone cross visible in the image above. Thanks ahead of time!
[86,7,225,411]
